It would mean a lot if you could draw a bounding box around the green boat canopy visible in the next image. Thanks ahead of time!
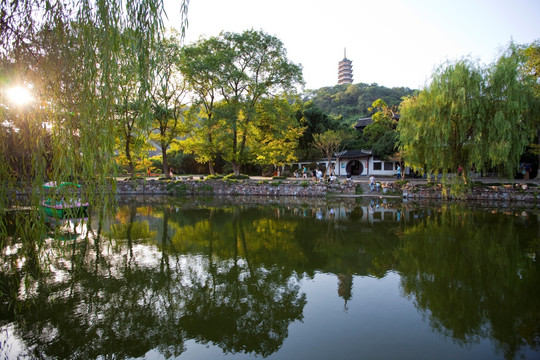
[42,182,82,189]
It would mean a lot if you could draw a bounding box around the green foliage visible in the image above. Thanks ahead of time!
[251,95,305,166]
[371,131,399,159]
[198,184,214,193]
[363,99,400,159]
[312,130,355,176]
[179,30,304,175]
[300,181,310,187]
[521,41,540,97]
[149,31,189,177]
[167,181,189,195]
[296,101,342,160]
[393,180,409,186]
[304,83,415,121]
[205,174,224,180]
[0,0,189,250]
[223,174,250,180]
[399,48,538,186]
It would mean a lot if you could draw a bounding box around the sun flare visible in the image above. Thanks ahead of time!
[7,86,33,106]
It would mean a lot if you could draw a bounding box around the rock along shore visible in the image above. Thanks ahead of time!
[115,178,357,197]
[10,177,539,203]
[114,178,540,203]
[398,181,539,202]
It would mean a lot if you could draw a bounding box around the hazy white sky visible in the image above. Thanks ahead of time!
[164,0,539,90]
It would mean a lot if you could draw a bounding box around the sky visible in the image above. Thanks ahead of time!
[164,0,540,90]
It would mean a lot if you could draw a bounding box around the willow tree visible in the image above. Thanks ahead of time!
[0,1,188,249]
[398,48,537,186]
[520,41,540,172]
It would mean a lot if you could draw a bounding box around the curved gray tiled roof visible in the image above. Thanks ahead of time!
[354,117,373,129]
[337,150,372,158]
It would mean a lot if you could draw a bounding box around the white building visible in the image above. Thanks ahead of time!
[293,149,401,178]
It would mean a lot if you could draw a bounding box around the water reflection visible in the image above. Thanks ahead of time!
[1,197,539,359]
[398,204,540,359]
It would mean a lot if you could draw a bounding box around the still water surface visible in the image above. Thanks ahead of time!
[1,196,539,359]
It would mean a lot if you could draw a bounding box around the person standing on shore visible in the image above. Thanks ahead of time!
[396,165,401,180]
[369,175,376,191]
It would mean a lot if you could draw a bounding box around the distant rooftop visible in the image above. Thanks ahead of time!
[354,117,372,130]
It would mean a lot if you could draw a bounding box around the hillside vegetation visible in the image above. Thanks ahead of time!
[303,83,416,123]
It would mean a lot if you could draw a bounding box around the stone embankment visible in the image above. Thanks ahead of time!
[116,178,357,197]
[397,181,539,202]
[116,178,540,202]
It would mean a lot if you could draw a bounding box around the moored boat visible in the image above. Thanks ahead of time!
[41,182,89,219]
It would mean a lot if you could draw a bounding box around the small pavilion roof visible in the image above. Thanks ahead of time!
[354,117,373,130]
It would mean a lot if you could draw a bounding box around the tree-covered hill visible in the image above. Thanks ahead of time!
[302,83,416,122]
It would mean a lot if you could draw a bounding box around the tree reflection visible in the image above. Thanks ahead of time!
[2,199,539,359]
[154,205,307,356]
[397,204,540,359]
[1,201,309,359]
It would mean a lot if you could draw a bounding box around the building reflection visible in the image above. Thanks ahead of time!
[2,196,538,360]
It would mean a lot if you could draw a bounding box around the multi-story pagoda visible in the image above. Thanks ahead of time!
[338,48,353,85]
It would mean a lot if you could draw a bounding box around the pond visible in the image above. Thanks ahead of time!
[1,196,539,360]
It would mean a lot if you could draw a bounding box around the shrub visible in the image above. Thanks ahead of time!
[393,180,409,187]
[205,174,224,180]
[261,165,274,177]
[224,173,250,180]
[197,184,214,194]
[167,181,189,195]
[281,169,292,177]
[300,181,310,187]
[272,176,287,180]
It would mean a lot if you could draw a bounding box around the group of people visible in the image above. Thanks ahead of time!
[292,167,336,182]
[369,175,380,192]
[293,167,309,179]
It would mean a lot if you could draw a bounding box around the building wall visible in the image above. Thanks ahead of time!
[369,159,400,177]
[294,156,401,177]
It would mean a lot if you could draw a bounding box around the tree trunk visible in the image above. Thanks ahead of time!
[232,161,241,176]
[125,137,134,176]
[325,157,333,179]
[162,143,169,178]
[208,161,215,175]
[537,130,540,179]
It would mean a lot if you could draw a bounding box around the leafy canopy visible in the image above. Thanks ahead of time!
[398,44,538,184]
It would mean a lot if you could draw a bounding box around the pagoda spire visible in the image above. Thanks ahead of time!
[338,49,353,84]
